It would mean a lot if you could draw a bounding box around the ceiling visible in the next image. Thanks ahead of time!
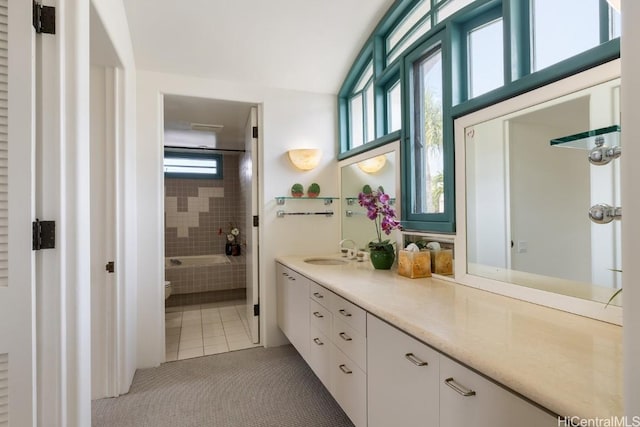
[164,95,254,150]
[123,0,394,94]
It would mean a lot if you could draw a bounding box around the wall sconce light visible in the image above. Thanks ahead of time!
[357,155,387,174]
[287,149,322,171]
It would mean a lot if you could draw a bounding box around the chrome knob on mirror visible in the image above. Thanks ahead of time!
[588,136,621,165]
[589,204,622,224]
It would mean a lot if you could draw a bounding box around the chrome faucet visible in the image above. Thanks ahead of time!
[339,239,357,259]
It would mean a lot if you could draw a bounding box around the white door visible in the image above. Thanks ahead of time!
[244,107,259,343]
[0,0,37,425]
[90,65,118,399]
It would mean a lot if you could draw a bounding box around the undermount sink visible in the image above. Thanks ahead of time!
[304,257,349,266]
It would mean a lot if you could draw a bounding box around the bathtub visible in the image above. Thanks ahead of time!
[165,254,231,269]
[164,254,246,304]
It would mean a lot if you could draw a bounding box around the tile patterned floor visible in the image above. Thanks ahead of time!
[165,300,260,362]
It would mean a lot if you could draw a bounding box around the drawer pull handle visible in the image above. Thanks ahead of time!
[313,337,324,346]
[288,276,296,281]
[338,309,352,317]
[405,353,428,367]
[339,364,353,374]
[338,332,352,341]
[444,378,476,397]
[282,272,289,276]
[313,292,324,299]
[313,311,324,318]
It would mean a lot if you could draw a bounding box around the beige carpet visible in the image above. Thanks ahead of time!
[92,345,354,427]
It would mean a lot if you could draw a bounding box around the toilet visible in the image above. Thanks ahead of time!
[164,281,172,300]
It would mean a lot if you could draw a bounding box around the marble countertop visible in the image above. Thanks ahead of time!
[276,255,623,420]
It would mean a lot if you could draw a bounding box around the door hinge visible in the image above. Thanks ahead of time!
[105,261,115,273]
[252,126,258,139]
[253,215,259,227]
[253,304,260,316]
[32,219,55,250]
[32,0,56,34]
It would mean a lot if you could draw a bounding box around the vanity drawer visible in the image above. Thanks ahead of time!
[331,345,367,427]
[439,355,557,427]
[333,316,366,372]
[309,281,331,308]
[309,299,332,337]
[308,326,332,390]
[330,292,366,335]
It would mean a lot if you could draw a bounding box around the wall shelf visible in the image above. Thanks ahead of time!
[275,196,338,206]
[345,197,395,206]
[550,125,620,150]
[277,210,334,218]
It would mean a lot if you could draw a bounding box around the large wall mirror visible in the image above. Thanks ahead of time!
[339,142,401,250]
[454,61,622,322]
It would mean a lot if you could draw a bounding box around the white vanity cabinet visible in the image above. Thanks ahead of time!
[276,262,560,427]
[275,263,310,359]
[367,314,439,427]
[439,356,557,427]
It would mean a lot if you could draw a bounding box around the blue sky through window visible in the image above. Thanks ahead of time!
[532,0,600,71]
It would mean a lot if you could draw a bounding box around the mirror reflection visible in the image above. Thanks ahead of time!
[464,78,621,305]
[341,150,399,250]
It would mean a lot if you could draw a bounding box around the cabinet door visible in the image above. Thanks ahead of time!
[276,263,289,336]
[367,314,439,427]
[275,263,309,359]
[439,356,557,427]
[331,345,367,427]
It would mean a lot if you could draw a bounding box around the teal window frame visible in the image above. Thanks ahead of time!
[338,0,620,233]
[384,79,402,133]
[459,5,504,101]
[163,148,223,180]
[402,31,455,232]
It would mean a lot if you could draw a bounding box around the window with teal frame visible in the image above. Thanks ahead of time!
[347,60,375,149]
[387,81,402,132]
[164,148,223,179]
[338,0,620,233]
[402,33,455,232]
[386,0,432,66]
[463,6,504,98]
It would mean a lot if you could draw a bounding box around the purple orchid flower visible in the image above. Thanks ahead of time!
[358,186,402,248]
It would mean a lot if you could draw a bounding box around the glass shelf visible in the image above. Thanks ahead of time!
[275,196,338,206]
[345,197,396,206]
[550,125,620,150]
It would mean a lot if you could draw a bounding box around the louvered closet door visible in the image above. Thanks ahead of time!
[0,0,36,426]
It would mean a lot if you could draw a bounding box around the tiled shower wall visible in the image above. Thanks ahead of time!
[164,153,247,306]
[164,154,246,257]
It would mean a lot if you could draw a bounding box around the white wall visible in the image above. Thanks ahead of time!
[465,118,508,268]
[90,0,138,395]
[136,70,340,368]
[509,121,591,282]
[621,1,640,418]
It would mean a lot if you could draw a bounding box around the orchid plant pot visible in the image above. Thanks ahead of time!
[369,244,395,270]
